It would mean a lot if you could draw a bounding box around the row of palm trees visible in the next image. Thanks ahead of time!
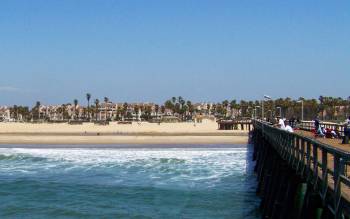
[4,96,350,122]
[216,96,350,121]
[85,93,109,121]
[164,96,195,120]
[65,94,112,121]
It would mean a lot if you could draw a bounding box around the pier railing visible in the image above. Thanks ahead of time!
[253,119,350,217]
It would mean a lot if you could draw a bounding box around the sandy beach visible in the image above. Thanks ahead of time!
[0,120,249,145]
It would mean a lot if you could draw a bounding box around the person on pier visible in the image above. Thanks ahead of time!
[343,117,350,144]
[277,116,285,129]
[314,117,320,131]
[284,121,294,133]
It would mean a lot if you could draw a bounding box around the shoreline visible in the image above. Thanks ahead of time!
[0,135,249,145]
[0,142,250,149]
[0,132,248,136]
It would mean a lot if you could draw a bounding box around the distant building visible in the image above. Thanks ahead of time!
[0,106,11,122]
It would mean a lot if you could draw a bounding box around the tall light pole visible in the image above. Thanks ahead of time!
[268,110,272,120]
[247,106,253,119]
[276,107,282,118]
[263,95,272,121]
[298,100,304,121]
[255,106,261,119]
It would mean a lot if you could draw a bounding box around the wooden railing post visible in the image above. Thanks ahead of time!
[321,148,328,203]
[334,155,344,219]
[312,144,318,189]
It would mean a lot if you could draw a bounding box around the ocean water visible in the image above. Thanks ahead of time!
[0,145,260,219]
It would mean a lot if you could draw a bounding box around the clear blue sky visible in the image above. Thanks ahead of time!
[1,0,349,106]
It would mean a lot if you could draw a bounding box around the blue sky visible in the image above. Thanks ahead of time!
[0,0,349,106]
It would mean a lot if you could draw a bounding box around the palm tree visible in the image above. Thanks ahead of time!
[155,104,159,118]
[178,96,185,108]
[123,102,128,120]
[319,96,324,120]
[104,97,109,121]
[94,99,100,121]
[57,106,64,120]
[86,93,91,121]
[222,100,229,118]
[165,100,174,111]
[13,105,18,121]
[73,99,78,120]
[207,103,211,115]
[230,100,238,118]
[186,101,194,117]
[35,101,41,120]
[161,105,166,114]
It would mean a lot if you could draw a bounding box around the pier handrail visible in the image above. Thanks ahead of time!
[253,119,350,217]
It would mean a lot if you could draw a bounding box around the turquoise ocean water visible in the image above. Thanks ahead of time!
[0,145,260,219]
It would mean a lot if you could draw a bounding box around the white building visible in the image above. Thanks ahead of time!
[0,106,11,122]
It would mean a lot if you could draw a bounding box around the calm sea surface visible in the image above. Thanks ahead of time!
[0,145,260,219]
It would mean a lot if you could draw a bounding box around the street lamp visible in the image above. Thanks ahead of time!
[297,100,304,121]
[255,106,261,119]
[262,95,272,121]
[268,110,272,120]
[247,106,253,119]
[276,107,282,118]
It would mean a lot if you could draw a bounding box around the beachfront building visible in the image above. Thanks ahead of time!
[98,102,118,121]
[118,102,160,121]
[34,104,85,121]
[193,102,214,116]
[0,106,11,122]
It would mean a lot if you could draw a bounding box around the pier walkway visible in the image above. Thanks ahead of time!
[296,130,349,152]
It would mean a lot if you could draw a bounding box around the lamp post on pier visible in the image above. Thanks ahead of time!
[276,107,282,118]
[255,106,261,119]
[247,106,253,119]
[263,95,272,121]
[297,100,304,121]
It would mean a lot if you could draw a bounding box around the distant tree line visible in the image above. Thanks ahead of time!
[4,95,350,122]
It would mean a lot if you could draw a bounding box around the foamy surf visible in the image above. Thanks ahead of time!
[0,146,260,218]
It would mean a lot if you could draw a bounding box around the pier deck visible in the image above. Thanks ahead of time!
[296,130,349,152]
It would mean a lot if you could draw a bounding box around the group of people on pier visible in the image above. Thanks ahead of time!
[313,116,350,143]
[276,117,294,133]
[272,115,350,144]
[314,118,340,138]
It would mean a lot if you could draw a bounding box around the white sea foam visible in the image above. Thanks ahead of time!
[0,147,247,164]
[0,147,251,188]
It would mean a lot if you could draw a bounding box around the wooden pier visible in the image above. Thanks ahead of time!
[217,119,253,131]
[251,119,350,219]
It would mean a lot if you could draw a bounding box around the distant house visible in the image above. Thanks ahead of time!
[0,106,11,122]
[98,102,117,121]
